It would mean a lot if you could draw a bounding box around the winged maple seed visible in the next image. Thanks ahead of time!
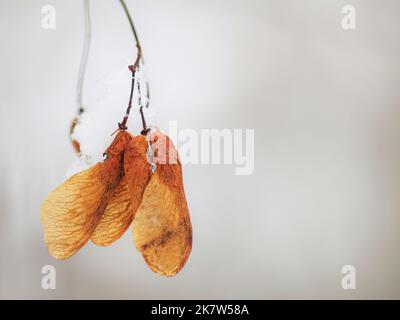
[129,132,192,276]
[41,129,192,276]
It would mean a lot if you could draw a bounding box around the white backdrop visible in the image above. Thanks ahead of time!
[1,0,400,299]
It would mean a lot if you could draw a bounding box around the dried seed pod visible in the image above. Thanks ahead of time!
[40,131,132,259]
[130,131,192,276]
[91,135,152,245]
[41,129,192,276]
[123,135,153,218]
[90,176,133,246]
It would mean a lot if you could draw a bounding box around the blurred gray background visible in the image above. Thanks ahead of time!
[1,0,400,299]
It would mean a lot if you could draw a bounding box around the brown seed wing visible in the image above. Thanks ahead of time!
[92,135,152,246]
[41,163,121,259]
[132,133,192,276]
[91,176,134,246]
[123,135,152,219]
[41,131,131,259]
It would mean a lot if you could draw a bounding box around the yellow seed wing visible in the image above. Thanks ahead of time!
[132,133,192,276]
[41,163,119,259]
[91,176,134,246]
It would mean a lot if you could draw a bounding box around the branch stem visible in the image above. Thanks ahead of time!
[118,0,150,134]
[76,0,91,114]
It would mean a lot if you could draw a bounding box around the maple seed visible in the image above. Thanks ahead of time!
[41,130,192,276]
[40,131,132,259]
[130,131,192,276]
[91,135,151,246]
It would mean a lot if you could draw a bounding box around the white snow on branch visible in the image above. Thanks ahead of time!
[66,63,155,179]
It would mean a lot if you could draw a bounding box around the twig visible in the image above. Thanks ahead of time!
[76,0,91,115]
[118,0,150,133]
[119,0,142,56]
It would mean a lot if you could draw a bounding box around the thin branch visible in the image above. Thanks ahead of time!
[118,62,137,131]
[118,0,150,134]
[76,0,91,115]
[136,65,150,135]
[119,0,141,55]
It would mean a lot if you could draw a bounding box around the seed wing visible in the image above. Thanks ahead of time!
[41,163,120,259]
[91,176,134,246]
[123,135,152,218]
[132,133,192,276]
[88,135,152,248]
[41,131,132,259]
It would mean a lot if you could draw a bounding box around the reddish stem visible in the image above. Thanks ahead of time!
[118,52,141,131]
